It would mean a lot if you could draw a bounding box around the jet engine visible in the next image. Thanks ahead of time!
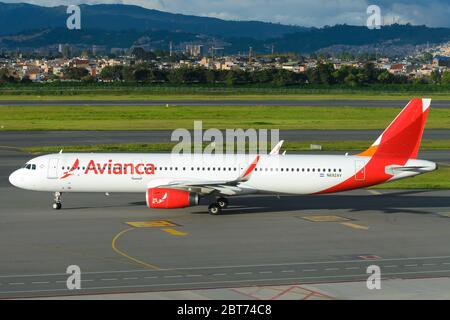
[146,188,199,209]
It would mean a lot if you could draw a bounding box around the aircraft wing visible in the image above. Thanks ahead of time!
[147,155,260,196]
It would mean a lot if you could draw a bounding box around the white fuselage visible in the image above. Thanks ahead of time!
[8,153,435,196]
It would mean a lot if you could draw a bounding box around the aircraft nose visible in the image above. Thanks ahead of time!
[9,170,23,188]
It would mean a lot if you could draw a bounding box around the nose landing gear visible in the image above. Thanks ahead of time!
[52,192,62,210]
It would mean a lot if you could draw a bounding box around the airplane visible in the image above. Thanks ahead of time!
[9,98,437,215]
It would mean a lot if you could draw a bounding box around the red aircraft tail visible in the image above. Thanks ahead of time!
[358,98,431,160]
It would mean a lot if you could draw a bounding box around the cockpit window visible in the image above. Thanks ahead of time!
[24,163,36,170]
[26,164,31,169]
[32,164,36,170]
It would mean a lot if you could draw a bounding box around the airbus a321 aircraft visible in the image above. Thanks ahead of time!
[9,98,436,215]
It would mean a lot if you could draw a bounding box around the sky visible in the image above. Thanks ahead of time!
[2,0,450,28]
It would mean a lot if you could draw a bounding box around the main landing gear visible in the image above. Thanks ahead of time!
[208,197,229,215]
[52,192,62,210]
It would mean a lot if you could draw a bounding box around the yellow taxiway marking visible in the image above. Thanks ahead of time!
[340,222,369,230]
[126,220,177,228]
[302,215,350,223]
[111,227,162,270]
[367,189,382,196]
[161,228,188,236]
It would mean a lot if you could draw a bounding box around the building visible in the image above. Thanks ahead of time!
[433,56,450,68]
[185,44,205,57]
[389,63,407,75]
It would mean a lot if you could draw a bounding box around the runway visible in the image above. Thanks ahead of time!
[1,149,450,299]
[0,99,449,108]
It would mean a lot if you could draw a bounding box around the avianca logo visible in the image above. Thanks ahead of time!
[60,159,155,179]
[60,159,79,179]
[152,192,168,204]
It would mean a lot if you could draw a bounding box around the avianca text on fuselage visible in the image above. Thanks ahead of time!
[62,159,155,179]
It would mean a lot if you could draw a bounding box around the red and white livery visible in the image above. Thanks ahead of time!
[9,98,437,214]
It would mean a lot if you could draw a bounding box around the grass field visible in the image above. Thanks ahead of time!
[1,93,450,101]
[1,83,450,100]
[1,105,450,130]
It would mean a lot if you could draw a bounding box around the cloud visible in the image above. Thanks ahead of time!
[2,0,449,27]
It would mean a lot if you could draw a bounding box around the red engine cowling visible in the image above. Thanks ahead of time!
[146,188,199,209]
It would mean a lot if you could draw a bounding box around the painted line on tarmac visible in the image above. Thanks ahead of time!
[111,227,162,271]
[4,255,450,279]
[340,222,370,230]
[161,228,188,236]
[4,269,450,297]
[367,189,382,196]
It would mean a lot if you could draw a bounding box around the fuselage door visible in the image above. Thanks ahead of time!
[132,159,143,180]
[47,158,59,179]
[354,160,366,181]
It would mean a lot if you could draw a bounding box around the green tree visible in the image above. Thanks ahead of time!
[430,70,441,84]
[63,67,88,80]
[132,47,157,61]
[441,71,450,84]
[423,52,433,63]
[316,63,335,85]
[100,65,124,81]
[0,68,16,83]
[206,70,216,84]
[377,70,394,84]
[362,63,378,83]
[122,66,135,82]
[344,73,358,87]
[81,75,95,83]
